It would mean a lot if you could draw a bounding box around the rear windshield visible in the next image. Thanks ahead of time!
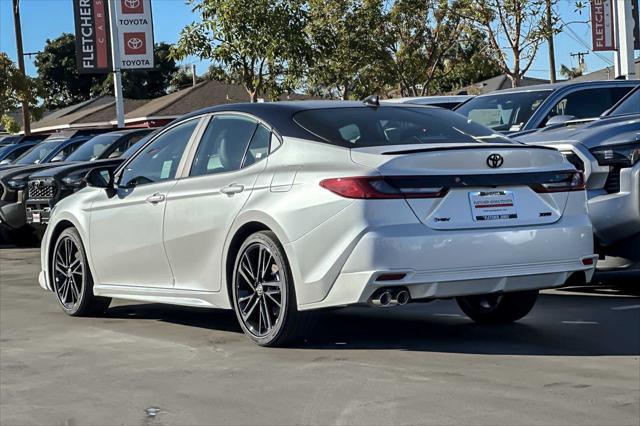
[456,90,552,131]
[293,106,512,148]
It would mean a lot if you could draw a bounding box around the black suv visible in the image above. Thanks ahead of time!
[25,129,153,226]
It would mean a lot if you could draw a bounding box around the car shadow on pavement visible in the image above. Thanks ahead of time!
[104,292,639,356]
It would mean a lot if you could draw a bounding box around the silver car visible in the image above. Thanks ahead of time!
[38,101,596,346]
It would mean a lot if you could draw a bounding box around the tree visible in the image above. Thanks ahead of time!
[0,52,40,133]
[172,0,309,102]
[468,0,551,87]
[96,42,179,98]
[429,28,502,94]
[384,0,472,96]
[305,0,391,99]
[169,67,208,92]
[36,34,180,109]
[560,64,583,79]
[34,33,104,110]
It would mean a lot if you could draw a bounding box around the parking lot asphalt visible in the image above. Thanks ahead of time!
[1,248,639,426]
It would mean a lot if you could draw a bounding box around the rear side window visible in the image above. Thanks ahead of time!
[242,124,271,168]
[293,106,512,148]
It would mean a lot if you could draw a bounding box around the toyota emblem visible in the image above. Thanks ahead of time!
[127,37,143,50]
[486,153,504,168]
[124,0,140,8]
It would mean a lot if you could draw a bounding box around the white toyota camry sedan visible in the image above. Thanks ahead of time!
[38,100,597,346]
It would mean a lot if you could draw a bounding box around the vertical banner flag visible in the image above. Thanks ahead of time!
[632,0,640,50]
[73,0,112,73]
[116,0,155,70]
[591,0,616,51]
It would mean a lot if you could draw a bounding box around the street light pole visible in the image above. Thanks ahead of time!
[12,0,31,135]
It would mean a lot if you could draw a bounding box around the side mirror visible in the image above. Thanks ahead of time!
[545,115,576,127]
[85,167,114,189]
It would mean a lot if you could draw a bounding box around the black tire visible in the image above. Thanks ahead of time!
[51,227,111,317]
[456,290,539,324]
[231,231,312,347]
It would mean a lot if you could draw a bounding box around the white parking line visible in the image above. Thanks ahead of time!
[611,304,640,311]
[562,321,599,325]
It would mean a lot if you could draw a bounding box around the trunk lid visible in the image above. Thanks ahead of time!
[351,143,575,230]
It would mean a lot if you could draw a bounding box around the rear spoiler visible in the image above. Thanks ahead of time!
[382,144,558,155]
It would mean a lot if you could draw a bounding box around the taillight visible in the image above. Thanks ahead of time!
[320,177,445,199]
[531,171,585,193]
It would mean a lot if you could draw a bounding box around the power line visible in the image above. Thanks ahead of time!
[557,15,614,65]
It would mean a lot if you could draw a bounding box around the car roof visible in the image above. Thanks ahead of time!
[477,79,640,97]
[179,101,442,140]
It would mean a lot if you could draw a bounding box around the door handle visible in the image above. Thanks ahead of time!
[145,193,166,204]
[220,184,244,195]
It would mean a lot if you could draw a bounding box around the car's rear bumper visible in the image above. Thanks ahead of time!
[296,208,596,310]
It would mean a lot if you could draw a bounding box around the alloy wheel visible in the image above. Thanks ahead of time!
[53,236,84,310]
[235,242,284,337]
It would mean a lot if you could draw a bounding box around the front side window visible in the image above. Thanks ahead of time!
[545,87,632,123]
[294,106,513,148]
[190,115,257,177]
[456,91,552,131]
[51,141,86,162]
[119,119,198,187]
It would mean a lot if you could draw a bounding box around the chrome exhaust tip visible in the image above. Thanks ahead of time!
[396,290,410,306]
[371,290,393,307]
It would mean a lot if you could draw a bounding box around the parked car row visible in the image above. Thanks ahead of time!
[0,129,153,244]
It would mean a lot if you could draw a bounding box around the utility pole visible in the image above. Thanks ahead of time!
[570,51,589,73]
[546,0,556,83]
[107,0,125,128]
[12,0,30,135]
[192,64,197,87]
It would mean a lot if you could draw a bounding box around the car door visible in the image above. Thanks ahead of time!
[163,114,273,292]
[89,118,202,288]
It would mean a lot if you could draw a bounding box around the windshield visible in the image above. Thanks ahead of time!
[293,106,512,148]
[456,90,553,131]
[66,134,120,162]
[607,86,640,116]
[15,140,66,164]
[0,136,21,145]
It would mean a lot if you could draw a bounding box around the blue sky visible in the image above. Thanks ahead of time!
[0,0,623,80]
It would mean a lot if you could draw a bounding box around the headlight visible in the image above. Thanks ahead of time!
[590,142,640,167]
[6,179,27,190]
[61,174,85,189]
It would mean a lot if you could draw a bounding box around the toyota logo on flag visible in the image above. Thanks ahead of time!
[124,32,146,55]
[121,0,144,14]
